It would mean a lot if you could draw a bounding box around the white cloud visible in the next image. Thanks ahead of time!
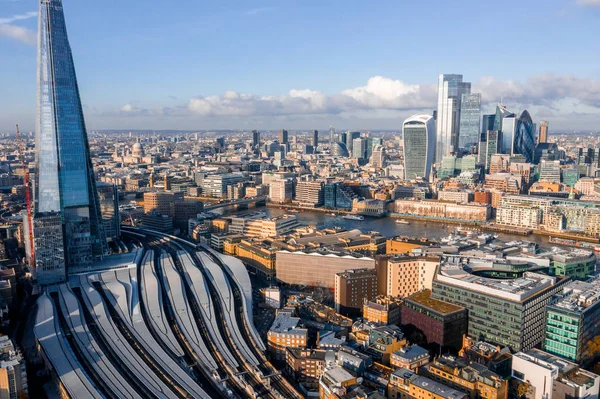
[103,74,600,131]
[0,11,37,44]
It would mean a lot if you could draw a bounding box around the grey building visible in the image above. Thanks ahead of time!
[402,114,436,181]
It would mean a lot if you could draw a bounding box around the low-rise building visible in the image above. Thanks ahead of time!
[223,236,279,279]
[286,348,329,381]
[319,366,358,399]
[422,354,508,399]
[362,296,401,326]
[388,368,468,399]
[390,345,429,371]
[512,349,599,399]
[458,336,513,378]
[228,212,299,238]
[395,199,491,222]
[268,311,308,361]
[352,199,387,217]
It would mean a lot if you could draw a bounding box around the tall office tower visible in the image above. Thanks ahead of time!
[458,93,481,151]
[34,0,107,285]
[513,110,536,163]
[252,129,260,150]
[403,114,436,181]
[484,130,501,172]
[279,129,289,145]
[329,125,335,144]
[346,131,360,154]
[312,130,319,148]
[436,74,471,162]
[339,131,347,146]
[366,137,383,160]
[539,120,549,143]
[352,137,366,160]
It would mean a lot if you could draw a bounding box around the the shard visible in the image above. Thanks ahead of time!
[34,0,107,285]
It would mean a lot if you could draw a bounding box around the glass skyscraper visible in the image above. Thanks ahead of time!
[34,0,107,285]
[457,93,481,151]
[403,114,435,181]
[513,110,536,163]
[436,74,471,162]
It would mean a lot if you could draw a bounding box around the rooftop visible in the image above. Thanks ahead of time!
[549,276,600,314]
[269,312,306,335]
[392,368,467,399]
[405,289,464,314]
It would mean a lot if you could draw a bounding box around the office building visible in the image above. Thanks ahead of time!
[0,335,27,399]
[370,145,386,168]
[276,250,375,288]
[269,179,293,203]
[514,110,536,162]
[422,355,508,399]
[345,131,360,154]
[539,120,549,143]
[34,0,108,283]
[334,268,378,316]
[268,311,308,361]
[458,93,482,150]
[323,182,355,210]
[143,191,184,215]
[512,349,599,399]
[279,129,289,146]
[436,74,471,161]
[294,180,324,207]
[228,212,299,238]
[312,130,319,148]
[329,125,335,145]
[402,289,467,351]
[224,237,278,279]
[433,260,570,351]
[202,173,247,198]
[482,130,501,171]
[545,277,600,365]
[403,114,436,180]
[96,183,120,242]
[352,137,366,160]
[252,129,260,151]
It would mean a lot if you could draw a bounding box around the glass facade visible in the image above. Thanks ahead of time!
[324,183,354,210]
[513,110,536,163]
[436,74,471,162]
[458,93,481,151]
[35,0,107,283]
[545,310,580,361]
[403,115,435,181]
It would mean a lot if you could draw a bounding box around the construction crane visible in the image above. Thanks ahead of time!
[15,125,35,267]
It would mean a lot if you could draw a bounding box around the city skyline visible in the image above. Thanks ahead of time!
[1,1,600,131]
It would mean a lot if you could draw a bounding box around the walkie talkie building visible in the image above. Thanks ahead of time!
[34,0,107,285]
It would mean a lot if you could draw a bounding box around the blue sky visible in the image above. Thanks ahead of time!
[1,0,600,131]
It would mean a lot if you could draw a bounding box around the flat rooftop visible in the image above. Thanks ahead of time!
[549,276,600,314]
[405,289,464,314]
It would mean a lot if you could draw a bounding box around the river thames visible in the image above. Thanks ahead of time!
[222,205,555,246]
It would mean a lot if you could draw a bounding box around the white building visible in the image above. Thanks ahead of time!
[512,349,599,399]
[403,114,436,181]
[496,203,543,229]
[294,180,324,207]
[269,179,293,203]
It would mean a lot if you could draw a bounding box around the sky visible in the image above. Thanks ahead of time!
[1,0,600,132]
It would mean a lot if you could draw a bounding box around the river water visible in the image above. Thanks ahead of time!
[222,206,553,246]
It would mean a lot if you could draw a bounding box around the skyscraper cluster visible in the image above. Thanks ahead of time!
[403,73,545,181]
